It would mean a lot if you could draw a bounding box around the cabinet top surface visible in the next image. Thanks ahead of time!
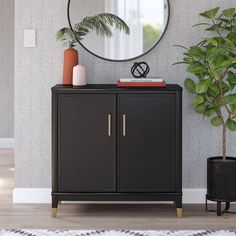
[52,84,183,92]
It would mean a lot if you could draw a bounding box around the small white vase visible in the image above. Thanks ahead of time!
[73,65,87,86]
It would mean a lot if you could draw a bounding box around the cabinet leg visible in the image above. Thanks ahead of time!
[175,197,183,218]
[177,208,183,218]
[217,202,222,216]
[52,208,58,218]
[52,196,59,218]
[225,202,230,212]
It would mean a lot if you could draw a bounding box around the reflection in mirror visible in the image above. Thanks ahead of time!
[69,0,169,61]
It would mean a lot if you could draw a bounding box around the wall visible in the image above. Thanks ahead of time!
[0,0,14,138]
[15,0,236,189]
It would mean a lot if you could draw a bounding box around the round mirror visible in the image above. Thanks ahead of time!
[68,0,170,61]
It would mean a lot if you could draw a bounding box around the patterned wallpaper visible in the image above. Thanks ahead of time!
[0,0,14,138]
[15,0,236,188]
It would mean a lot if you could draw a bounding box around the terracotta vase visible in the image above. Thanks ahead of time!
[63,47,79,85]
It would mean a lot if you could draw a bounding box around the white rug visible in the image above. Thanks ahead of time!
[0,230,236,236]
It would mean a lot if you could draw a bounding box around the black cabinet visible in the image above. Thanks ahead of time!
[58,95,116,192]
[52,84,182,218]
[118,95,176,192]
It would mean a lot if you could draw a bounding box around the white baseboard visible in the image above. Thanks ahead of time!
[13,188,51,203]
[182,188,207,204]
[13,188,207,204]
[0,138,14,148]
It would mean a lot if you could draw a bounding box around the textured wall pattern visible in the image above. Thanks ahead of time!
[0,0,14,138]
[15,0,236,188]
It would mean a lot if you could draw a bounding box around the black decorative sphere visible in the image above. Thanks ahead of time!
[131,62,150,78]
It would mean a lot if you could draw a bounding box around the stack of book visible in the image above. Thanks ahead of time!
[117,78,166,87]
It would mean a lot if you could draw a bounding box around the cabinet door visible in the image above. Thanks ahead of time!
[58,94,116,192]
[118,94,176,192]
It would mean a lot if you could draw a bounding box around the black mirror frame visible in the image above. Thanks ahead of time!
[67,0,170,62]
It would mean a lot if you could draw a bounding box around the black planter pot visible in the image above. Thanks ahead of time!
[206,156,236,216]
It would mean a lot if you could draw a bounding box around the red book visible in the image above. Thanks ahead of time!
[117,81,167,87]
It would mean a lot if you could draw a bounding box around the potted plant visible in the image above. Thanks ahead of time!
[56,13,130,85]
[175,7,236,216]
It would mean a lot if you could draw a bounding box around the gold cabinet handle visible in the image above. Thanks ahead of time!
[108,114,112,136]
[123,114,126,136]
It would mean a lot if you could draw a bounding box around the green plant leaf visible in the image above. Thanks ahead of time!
[219,18,231,24]
[226,119,236,131]
[187,62,206,74]
[192,23,211,27]
[224,38,235,49]
[227,32,236,42]
[208,83,221,96]
[195,103,206,114]
[200,7,220,19]
[230,104,236,116]
[204,107,217,117]
[222,8,236,19]
[211,116,222,127]
[197,39,207,46]
[215,59,232,70]
[207,47,225,60]
[225,94,236,104]
[172,61,187,65]
[227,71,236,90]
[214,96,225,107]
[211,54,227,69]
[229,57,236,64]
[192,95,205,107]
[183,57,194,63]
[215,37,226,45]
[74,13,130,40]
[56,27,77,48]
[173,45,188,50]
[186,46,205,59]
[209,65,222,80]
[206,23,221,31]
[184,78,196,93]
[205,38,218,46]
[220,81,230,93]
[196,80,211,93]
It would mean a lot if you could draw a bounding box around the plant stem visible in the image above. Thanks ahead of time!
[222,123,227,161]
[217,107,227,161]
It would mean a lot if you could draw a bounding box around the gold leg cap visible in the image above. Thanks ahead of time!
[177,208,183,218]
[52,208,58,218]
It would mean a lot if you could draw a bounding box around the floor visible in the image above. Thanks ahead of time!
[0,149,236,230]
